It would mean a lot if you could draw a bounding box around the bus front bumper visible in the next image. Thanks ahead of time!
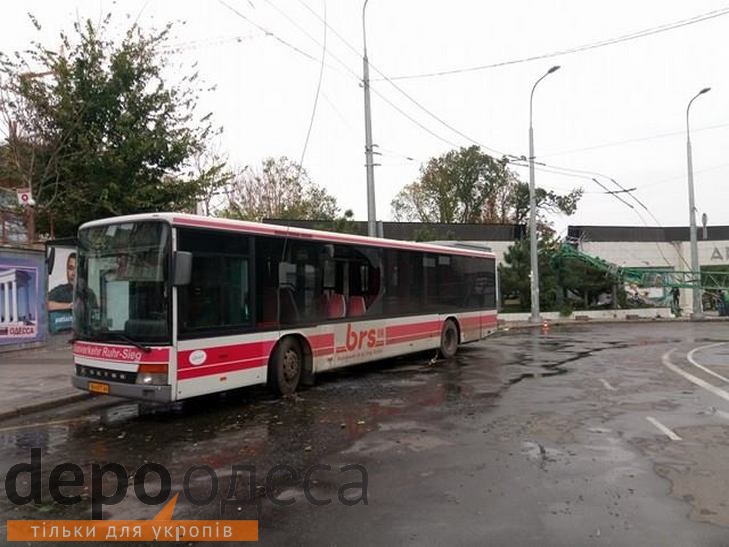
[72,375,173,403]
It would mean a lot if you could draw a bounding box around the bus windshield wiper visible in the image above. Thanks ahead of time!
[114,333,152,353]
[94,329,152,353]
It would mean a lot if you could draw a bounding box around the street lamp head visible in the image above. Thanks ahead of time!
[699,87,711,95]
[547,65,561,74]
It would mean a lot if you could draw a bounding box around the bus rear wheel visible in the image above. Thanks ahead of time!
[268,337,302,396]
[439,319,459,359]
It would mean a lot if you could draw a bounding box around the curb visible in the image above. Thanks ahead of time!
[0,393,92,422]
[496,316,727,332]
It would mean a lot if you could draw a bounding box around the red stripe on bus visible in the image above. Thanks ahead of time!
[307,333,335,350]
[386,321,442,340]
[308,333,335,357]
[386,332,440,345]
[313,348,335,357]
[178,341,276,368]
[173,217,282,237]
[73,342,169,363]
[178,358,267,380]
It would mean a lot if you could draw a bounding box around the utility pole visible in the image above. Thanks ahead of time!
[528,65,561,323]
[362,0,377,237]
[686,87,710,319]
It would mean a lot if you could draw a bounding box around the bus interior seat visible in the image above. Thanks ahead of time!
[327,293,346,319]
[319,291,331,315]
[348,296,366,317]
[260,287,278,325]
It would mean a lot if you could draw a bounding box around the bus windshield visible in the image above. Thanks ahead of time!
[74,221,171,344]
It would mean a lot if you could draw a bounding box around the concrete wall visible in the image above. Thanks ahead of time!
[500,307,673,324]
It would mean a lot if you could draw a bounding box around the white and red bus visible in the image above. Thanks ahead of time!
[71,213,497,402]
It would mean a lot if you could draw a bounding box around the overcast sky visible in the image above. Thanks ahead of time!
[4,0,729,235]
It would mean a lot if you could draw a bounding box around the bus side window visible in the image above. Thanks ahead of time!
[344,247,383,317]
[177,229,251,335]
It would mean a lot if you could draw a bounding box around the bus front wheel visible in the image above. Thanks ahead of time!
[439,319,459,359]
[268,337,302,396]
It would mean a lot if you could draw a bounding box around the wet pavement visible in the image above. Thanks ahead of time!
[0,335,86,419]
[2,323,729,545]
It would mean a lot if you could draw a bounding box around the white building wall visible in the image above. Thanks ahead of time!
[486,241,516,269]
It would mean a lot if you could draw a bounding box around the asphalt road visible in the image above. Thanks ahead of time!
[2,322,729,545]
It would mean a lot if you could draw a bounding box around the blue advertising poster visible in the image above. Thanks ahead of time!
[47,246,75,333]
[0,254,44,345]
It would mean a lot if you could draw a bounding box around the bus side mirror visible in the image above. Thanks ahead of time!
[173,251,193,286]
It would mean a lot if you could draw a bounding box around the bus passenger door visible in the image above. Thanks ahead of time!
[316,252,342,372]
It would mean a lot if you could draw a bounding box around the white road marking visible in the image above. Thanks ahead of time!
[599,378,617,391]
[645,416,682,441]
[714,408,729,421]
[662,349,729,404]
[686,342,729,383]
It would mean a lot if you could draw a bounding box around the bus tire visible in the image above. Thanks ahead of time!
[268,337,302,396]
[439,319,459,359]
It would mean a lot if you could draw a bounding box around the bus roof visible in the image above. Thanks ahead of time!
[79,213,496,259]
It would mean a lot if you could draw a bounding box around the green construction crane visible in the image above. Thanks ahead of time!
[552,244,729,290]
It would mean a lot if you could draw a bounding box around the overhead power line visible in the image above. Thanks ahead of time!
[591,178,634,209]
[540,121,729,158]
[163,33,266,52]
[263,0,471,149]
[223,0,678,237]
[260,0,363,80]
[221,0,465,152]
[384,5,729,81]
[297,0,327,174]
[296,0,506,157]
[296,0,683,185]
[628,161,729,195]
[217,0,318,61]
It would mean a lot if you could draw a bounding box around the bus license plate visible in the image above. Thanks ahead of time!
[88,382,110,394]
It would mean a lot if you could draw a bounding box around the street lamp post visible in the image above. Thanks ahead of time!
[686,87,711,319]
[362,0,377,237]
[528,65,560,323]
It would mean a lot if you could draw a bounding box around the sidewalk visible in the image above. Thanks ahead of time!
[0,334,88,420]
[498,308,729,330]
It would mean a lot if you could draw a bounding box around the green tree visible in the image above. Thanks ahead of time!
[508,181,582,236]
[391,146,582,231]
[498,237,560,312]
[551,252,623,310]
[391,146,514,223]
[324,209,359,234]
[220,156,339,221]
[500,240,626,312]
[0,14,225,236]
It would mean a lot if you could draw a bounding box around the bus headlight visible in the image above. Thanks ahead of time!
[136,363,169,386]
